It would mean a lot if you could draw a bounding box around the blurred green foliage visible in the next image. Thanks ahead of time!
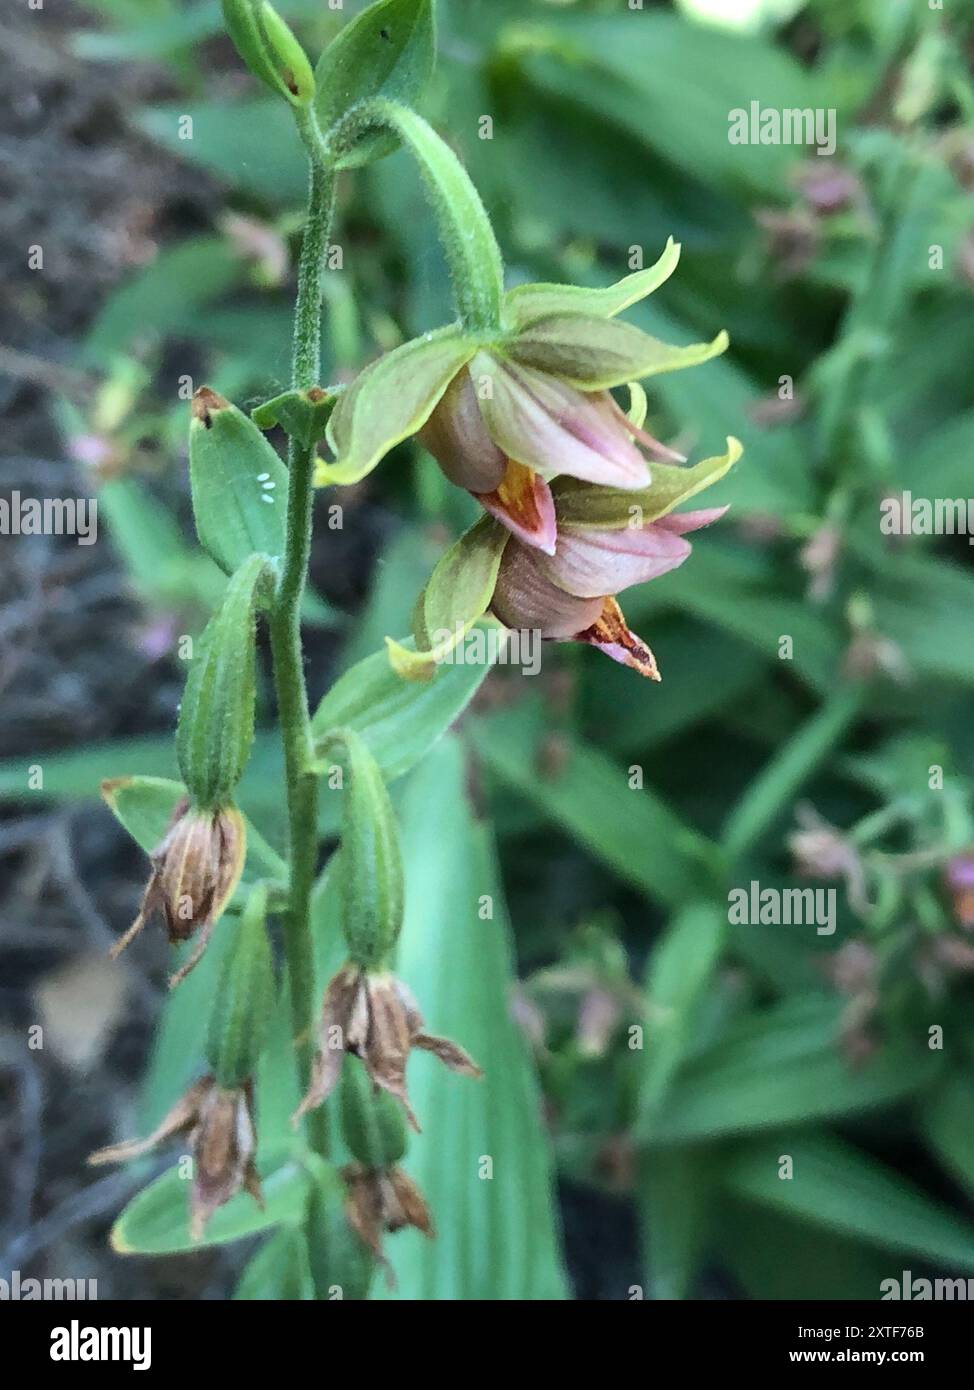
[13,0,974,1298]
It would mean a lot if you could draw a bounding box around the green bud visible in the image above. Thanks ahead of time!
[206,882,276,1087]
[322,728,404,969]
[305,1159,375,1301]
[340,1060,408,1168]
[259,3,315,106]
[221,0,313,106]
[176,552,271,809]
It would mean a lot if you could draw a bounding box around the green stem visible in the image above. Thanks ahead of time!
[324,99,505,334]
[270,113,336,1156]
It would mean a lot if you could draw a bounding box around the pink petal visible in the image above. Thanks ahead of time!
[491,542,604,639]
[541,523,693,599]
[474,353,650,489]
[476,461,558,554]
[655,505,729,536]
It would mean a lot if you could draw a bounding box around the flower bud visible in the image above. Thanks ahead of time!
[340,1056,408,1169]
[304,1160,375,1301]
[109,799,246,988]
[222,0,314,106]
[177,552,269,810]
[322,728,404,969]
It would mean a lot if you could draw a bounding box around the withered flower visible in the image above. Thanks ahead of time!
[294,965,482,1132]
[105,793,246,987]
[343,1162,433,1272]
[89,1076,263,1241]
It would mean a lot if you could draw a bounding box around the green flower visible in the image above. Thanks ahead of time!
[317,239,727,554]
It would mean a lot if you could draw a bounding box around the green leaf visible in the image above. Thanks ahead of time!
[922,1072,974,1200]
[638,1147,716,1300]
[553,438,743,530]
[640,903,726,1121]
[642,995,941,1145]
[234,1226,313,1300]
[725,1132,974,1271]
[469,702,720,909]
[320,329,476,486]
[504,237,681,329]
[110,1156,308,1256]
[506,315,728,391]
[373,737,569,1299]
[176,553,271,808]
[386,517,510,681]
[136,101,306,202]
[720,684,865,859]
[315,0,436,168]
[189,389,289,576]
[310,627,496,779]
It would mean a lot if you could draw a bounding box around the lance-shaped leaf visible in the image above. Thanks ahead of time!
[207,882,276,1089]
[318,727,404,968]
[320,330,476,486]
[110,1155,307,1255]
[553,437,744,530]
[189,388,289,576]
[504,237,681,329]
[315,0,436,169]
[176,553,272,809]
[251,386,338,446]
[506,314,729,391]
[310,627,499,780]
[386,517,510,682]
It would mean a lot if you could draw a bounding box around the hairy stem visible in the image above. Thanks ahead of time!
[270,118,335,1155]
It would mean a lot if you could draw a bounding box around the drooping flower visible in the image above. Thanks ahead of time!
[316,240,728,555]
[293,964,482,1132]
[89,1076,263,1241]
[104,793,246,988]
[342,1162,433,1268]
[490,497,729,680]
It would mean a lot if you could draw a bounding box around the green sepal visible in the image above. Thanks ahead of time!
[504,237,681,329]
[318,728,404,968]
[189,387,289,576]
[506,315,730,391]
[340,1061,408,1168]
[252,387,339,447]
[221,0,312,106]
[320,328,476,486]
[386,516,510,682]
[176,553,273,809]
[552,437,744,530]
[207,881,276,1088]
[304,1157,375,1301]
[315,0,436,170]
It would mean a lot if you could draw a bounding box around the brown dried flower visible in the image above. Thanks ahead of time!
[89,1076,263,1241]
[343,1163,433,1269]
[104,793,246,987]
[294,965,482,1132]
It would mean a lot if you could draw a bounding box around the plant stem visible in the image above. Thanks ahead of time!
[270,121,335,1155]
